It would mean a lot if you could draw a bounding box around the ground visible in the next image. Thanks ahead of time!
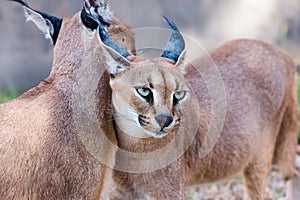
[187,152,300,200]
[186,170,285,200]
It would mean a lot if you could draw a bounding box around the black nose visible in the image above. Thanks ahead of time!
[155,114,173,129]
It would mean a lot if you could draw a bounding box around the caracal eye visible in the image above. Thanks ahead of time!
[174,91,186,101]
[136,88,151,97]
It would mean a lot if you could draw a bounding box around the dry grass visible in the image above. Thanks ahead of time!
[186,169,286,200]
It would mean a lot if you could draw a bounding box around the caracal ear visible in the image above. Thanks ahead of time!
[83,0,110,17]
[23,7,55,43]
[99,36,131,86]
[160,16,186,74]
[10,0,62,44]
[102,45,131,78]
[82,0,112,30]
[96,19,131,81]
[176,50,187,74]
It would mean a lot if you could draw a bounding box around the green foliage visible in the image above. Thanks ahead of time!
[274,187,285,199]
[186,192,194,200]
[0,88,20,103]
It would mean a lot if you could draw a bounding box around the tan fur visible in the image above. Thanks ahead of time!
[107,16,136,55]
[0,10,135,200]
[108,57,190,199]
[108,39,298,200]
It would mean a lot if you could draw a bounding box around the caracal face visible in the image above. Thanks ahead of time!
[110,57,190,139]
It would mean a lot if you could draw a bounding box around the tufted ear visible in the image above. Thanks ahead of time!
[98,32,131,79]
[10,0,62,45]
[174,51,186,75]
[82,0,112,30]
[23,7,62,44]
[161,16,185,65]
[95,20,131,83]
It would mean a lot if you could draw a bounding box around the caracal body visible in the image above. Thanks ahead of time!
[0,0,135,199]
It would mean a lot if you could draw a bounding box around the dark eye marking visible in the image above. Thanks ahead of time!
[173,91,186,106]
[136,88,153,104]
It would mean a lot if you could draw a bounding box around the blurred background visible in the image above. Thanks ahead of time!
[0,1,299,199]
[0,0,299,92]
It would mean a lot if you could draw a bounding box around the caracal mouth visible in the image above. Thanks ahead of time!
[139,128,169,139]
[154,131,168,138]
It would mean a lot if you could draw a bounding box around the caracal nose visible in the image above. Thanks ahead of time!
[155,114,173,129]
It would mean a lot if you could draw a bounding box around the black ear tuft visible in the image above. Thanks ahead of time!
[82,0,112,30]
[81,8,99,30]
[161,16,185,63]
[36,12,62,45]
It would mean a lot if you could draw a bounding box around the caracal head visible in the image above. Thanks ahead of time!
[96,16,188,138]
[110,56,190,138]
